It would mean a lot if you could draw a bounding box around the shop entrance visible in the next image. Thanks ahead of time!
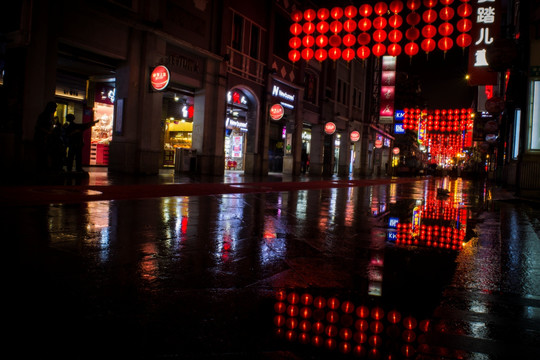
[161,91,195,168]
[224,88,255,172]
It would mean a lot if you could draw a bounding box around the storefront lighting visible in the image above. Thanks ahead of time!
[174,94,179,101]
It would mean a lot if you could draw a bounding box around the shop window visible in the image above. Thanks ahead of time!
[528,80,540,150]
[232,13,244,52]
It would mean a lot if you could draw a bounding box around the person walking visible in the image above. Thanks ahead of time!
[65,114,98,173]
[33,101,57,174]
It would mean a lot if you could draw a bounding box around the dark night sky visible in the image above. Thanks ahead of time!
[395,43,475,110]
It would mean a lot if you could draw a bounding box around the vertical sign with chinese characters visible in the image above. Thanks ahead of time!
[380,56,396,124]
[467,0,500,85]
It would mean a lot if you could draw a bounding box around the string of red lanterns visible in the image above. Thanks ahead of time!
[288,0,473,62]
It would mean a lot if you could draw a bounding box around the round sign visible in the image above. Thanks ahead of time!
[374,139,383,148]
[350,130,360,142]
[324,122,336,135]
[392,147,400,155]
[269,104,284,120]
[485,97,505,114]
[150,65,170,91]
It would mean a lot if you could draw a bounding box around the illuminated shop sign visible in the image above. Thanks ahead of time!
[227,91,248,106]
[226,118,248,132]
[350,130,360,142]
[380,56,396,124]
[269,104,284,120]
[150,65,170,91]
[394,123,405,134]
[395,110,405,121]
[324,122,336,135]
[388,217,399,228]
[271,82,296,110]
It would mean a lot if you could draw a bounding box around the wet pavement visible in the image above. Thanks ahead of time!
[9,169,540,359]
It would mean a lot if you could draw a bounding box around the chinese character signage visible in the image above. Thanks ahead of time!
[380,56,396,124]
[468,0,499,85]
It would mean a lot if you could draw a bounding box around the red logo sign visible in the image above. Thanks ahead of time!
[375,139,383,148]
[392,147,400,155]
[150,65,170,91]
[270,104,284,120]
[324,122,336,135]
[350,130,360,142]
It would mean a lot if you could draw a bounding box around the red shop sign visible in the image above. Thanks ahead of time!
[392,147,400,155]
[270,104,284,120]
[150,65,170,91]
[375,139,383,148]
[325,122,336,135]
[350,130,360,142]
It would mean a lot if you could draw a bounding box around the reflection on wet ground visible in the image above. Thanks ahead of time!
[11,177,540,359]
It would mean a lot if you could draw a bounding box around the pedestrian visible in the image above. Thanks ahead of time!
[33,101,57,174]
[49,117,66,173]
[65,114,98,173]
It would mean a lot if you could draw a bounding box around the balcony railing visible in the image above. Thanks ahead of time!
[226,46,265,85]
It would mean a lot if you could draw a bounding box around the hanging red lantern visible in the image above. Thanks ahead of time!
[291,10,303,22]
[422,9,437,23]
[374,2,388,15]
[343,34,356,47]
[389,0,404,13]
[373,29,387,42]
[344,5,357,18]
[290,23,302,36]
[303,22,315,34]
[289,37,301,49]
[438,22,454,36]
[342,48,355,61]
[406,27,420,41]
[329,47,341,60]
[440,0,454,5]
[439,7,455,21]
[373,17,388,29]
[406,0,421,11]
[389,29,403,42]
[316,35,328,47]
[423,0,438,7]
[331,7,343,20]
[387,43,402,56]
[421,38,436,53]
[457,19,472,32]
[422,24,436,38]
[301,48,314,60]
[315,48,327,61]
[372,43,386,57]
[406,12,421,26]
[302,35,315,47]
[357,46,371,60]
[457,3,472,17]
[304,9,316,22]
[438,36,453,51]
[288,49,301,62]
[389,14,403,28]
[357,32,371,45]
[329,34,342,47]
[405,42,419,56]
[358,18,372,31]
[330,21,342,34]
[456,33,472,48]
[317,8,330,21]
[344,19,357,32]
[317,21,330,34]
[359,4,373,17]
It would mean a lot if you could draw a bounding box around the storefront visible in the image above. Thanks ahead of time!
[90,83,115,166]
[269,79,297,174]
[224,88,251,171]
[162,91,195,167]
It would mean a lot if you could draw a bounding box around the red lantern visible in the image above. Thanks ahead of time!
[344,5,357,18]
[373,17,388,29]
[406,27,420,41]
[303,22,315,34]
[373,29,387,42]
[302,35,315,47]
[343,33,356,47]
[329,47,341,60]
[342,48,355,61]
[389,0,404,13]
[440,0,454,5]
[317,21,329,34]
[329,34,342,47]
[422,9,437,23]
[406,12,421,26]
[331,7,343,19]
[315,48,327,61]
[357,32,371,45]
[438,22,454,36]
[387,43,402,56]
[358,18,372,31]
[457,18,472,32]
[317,8,330,21]
[421,38,436,53]
[288,49,301,62]
[330,21,342,34]
[456,33,472,47]
[372,43,386,57]
[439,7,455,21]
[389,29,403,42]
[422,24,436,38]
[359,4,373,17]
[389,14,403,28]
[405,42,419,56]
[289,37,301,49]
[291,10,303,22]
[357,46,370,60]
[301,48,314,60]
[423,0,438,7]
[407,0,421,11]
[316,35,328,47]
[457,3,472,17]
[438,36,453,51]
[374,2,388,15]
[344,19,357,32]
[290,23,302,36]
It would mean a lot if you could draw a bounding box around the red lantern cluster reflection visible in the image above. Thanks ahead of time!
[288,1,473,62]
[274,290,431,357]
